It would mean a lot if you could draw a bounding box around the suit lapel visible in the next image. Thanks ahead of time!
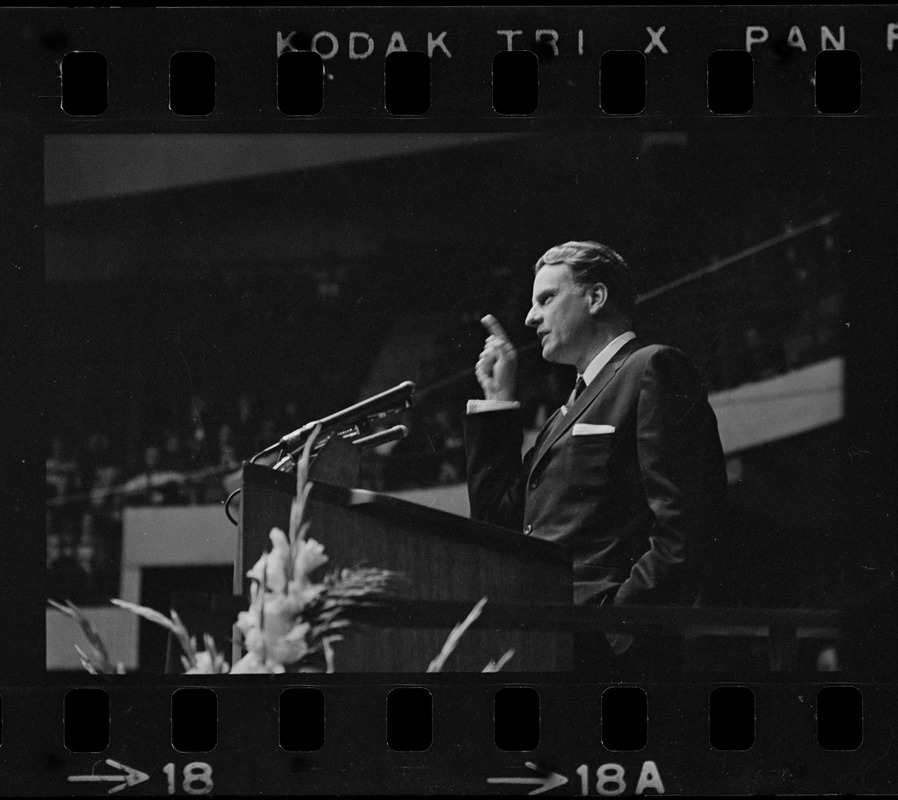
[532,405,564,454]
[530,338,642,476]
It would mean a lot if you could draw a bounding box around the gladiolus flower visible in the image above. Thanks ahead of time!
[246,553,267,585]
[294,537,328,576]
[185,650,229,674]
[264,528,291,592]
[230,651,271,674]
[267,622,312,665]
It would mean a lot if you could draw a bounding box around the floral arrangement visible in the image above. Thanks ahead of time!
[50,425,514,674]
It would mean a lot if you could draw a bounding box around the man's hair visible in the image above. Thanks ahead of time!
[535,241,638,318]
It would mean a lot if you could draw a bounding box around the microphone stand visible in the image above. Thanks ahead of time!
[249,381,415,470]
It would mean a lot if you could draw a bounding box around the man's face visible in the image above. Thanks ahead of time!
[525,263,594,367]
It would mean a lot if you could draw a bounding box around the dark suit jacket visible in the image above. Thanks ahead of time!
[465,339,727,650]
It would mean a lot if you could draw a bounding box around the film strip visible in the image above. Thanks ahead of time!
[2,5,897,796]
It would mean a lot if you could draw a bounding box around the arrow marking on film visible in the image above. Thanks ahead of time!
[488,761,569,795]
[68,759,150,794]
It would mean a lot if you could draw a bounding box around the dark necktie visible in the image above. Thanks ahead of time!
[539,376,587,452]
[537,376,588,455]
[568,375,587,407]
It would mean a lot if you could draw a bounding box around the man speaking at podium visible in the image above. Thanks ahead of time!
[464,241,727,676]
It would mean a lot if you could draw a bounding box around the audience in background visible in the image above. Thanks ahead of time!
[122,445,188,507]
[46,436,81,500]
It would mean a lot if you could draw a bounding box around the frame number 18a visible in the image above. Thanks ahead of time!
[576,761,664,796]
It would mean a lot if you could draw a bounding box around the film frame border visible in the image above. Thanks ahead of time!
[2,5,896,796]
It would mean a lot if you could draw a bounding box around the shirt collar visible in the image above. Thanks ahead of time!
[580,331,637,386]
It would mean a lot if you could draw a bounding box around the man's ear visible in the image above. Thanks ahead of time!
[587,282,609,315]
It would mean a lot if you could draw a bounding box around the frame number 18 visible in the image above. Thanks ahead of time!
[163,762,214,795]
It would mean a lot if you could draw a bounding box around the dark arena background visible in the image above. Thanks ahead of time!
[44,126,895,676]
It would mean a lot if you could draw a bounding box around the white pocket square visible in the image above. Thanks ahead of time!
[572,423,615,435]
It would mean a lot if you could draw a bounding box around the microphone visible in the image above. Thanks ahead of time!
[352,424,408,451]
[279,381,415,451]
[271,423,410,472]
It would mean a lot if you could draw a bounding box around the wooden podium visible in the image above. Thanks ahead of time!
[237,445,572,672]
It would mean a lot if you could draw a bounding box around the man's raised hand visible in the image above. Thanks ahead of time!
[475,314,518,401]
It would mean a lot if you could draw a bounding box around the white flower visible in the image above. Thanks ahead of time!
[235,601,261,638]
[246,553,267,585]
[265,528,291,593]
[242,625,265,659]
[185,650,229,675]
[288,577,325,608]
[262,594,298,642]
[230,651,271,674]
[236,595,267,660]
[245,528,294,593]
[294,537,328,577]
[268,622,312,665]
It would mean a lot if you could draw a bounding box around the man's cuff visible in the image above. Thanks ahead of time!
[466,399,521,414]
